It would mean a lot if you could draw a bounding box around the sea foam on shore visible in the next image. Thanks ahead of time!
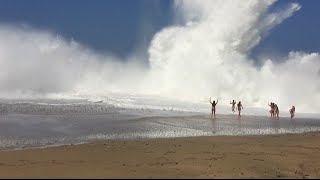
[0,97,319,150]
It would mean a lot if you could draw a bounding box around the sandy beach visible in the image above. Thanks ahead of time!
[0,132,319,178]
[1,0,320,178]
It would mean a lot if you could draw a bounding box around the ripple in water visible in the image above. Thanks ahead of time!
[0,100,319,150]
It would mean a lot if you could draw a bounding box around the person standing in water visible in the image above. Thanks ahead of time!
[230,100,236,112]
[289,106,295,119]
[237,101,243,118]
[274,104,279,119]
[268,102,275,118]
[209,97,218,119]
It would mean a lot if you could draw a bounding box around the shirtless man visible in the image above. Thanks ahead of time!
[230,100,236,112]
[209,97,219,119]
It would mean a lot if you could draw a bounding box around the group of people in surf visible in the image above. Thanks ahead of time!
[209,98,243,119]
[268,102,296,119]
[230,100,243,118]
[268,102,279,119]
[209,98,296,119]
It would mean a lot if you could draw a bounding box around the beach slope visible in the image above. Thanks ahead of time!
[0,132,319,178]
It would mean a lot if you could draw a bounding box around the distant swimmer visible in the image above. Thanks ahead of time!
[209,97,219,119]
[274,104,279,119]
[237,101,243,118]
[268,102,275,118]
[230,100,236,112]
[289,106,295,119]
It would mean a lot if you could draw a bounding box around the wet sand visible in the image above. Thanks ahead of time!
[0,132,320,178]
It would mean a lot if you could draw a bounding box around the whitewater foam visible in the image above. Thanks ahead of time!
[0,98,319,150]
[0,0,319,114]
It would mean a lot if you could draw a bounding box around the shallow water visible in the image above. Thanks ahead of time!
[0,98,319,150]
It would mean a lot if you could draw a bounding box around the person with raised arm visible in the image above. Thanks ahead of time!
[268,102,275,118]
[230,100,236,112]
[209,97,219,119]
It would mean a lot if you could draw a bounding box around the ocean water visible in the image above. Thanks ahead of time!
[0,96,319,150]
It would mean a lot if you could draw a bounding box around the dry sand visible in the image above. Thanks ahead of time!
[0,132,320,178]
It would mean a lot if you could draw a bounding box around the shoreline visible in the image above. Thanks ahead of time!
[0,132,320,178]
[2,130,320,152]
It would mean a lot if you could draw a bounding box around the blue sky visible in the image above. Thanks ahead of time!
[0,0,319,60]
[253,0,320,60]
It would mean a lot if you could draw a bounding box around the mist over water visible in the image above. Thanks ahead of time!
[0,0,320,114]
